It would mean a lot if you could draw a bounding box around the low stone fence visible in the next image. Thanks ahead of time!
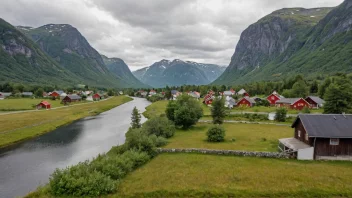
[157,148,290,159]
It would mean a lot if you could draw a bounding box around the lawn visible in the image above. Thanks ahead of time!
[0,96,132,148]
[0,98,90,111]
[143,100,168,118]
[117,153,352,197]
[164,123,292,152]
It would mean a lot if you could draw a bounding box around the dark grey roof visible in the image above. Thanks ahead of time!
[306,96,325,105]
[292,114,352,138]
[228,98,236,105]
[66,94,81,100]
[276,98,301,105]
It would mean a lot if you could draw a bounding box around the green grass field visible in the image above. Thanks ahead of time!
[143,100,168,118]
[0,98,90,111]
[117,153,352,197]
[0,96,132,148]
[164,123,292,152]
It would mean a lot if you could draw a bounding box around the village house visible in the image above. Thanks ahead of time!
[22,92,33,97]
[188,91,200,99]
[225,96,236,109]
[223,89,235,97]
[279,114,352,161]
[149,90,157,96]
[0,92,12,99]
[36,101,51,110]
[50,90,65,98]
[203,93,214,105]
[62,94,82,103]
[267,91,284,106]
[171,90,181,100]
[237,97,256,107]
[93,93,104,101]
[305,96,325,109]
[237,89,250,97]
[275,98,310,110]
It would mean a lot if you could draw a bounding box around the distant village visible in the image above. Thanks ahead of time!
[134,88,325,110]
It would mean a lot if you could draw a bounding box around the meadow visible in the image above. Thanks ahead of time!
[164,123,292,152]
[0,98,89,111]
[0,96,132,148]
[118,153,352,197]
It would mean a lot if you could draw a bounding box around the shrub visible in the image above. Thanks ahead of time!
[125,128,157,157]
[142,116,176,138]
[49,162,116,196]
[149,135,168,147]
[302,106,311,113]
[206,125,226,142]
[121,150,151,168]
[275,108,287,122]
[90,154,133,180]
[166,95,203,129]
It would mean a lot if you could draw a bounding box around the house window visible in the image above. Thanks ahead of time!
[330,138,339,146]
[298,130,301,137]
[305,133,309,141]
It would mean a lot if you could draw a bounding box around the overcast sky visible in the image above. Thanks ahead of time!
[1,0,343,71]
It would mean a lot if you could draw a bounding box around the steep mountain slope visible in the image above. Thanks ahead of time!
[101,55,149,88]
[0,18,80,86]
[133,59,225,87]
[19,24,131,88]
[213,6,336,85]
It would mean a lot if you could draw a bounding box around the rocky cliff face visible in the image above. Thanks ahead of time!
[133,59,225,87]
[0,19,79,85]
[213,6,338,85]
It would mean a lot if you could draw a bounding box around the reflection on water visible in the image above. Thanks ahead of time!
[0,97,150,198]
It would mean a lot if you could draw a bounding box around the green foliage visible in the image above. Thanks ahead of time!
[49,162,117,197]
[142,116,176,138]
[302,106,311,114]
[149,135,168,147]
[125,128,158,157]
[324,77,352,114]
[211,97,226,124]
[206,125,226,142]
[275,108,287,122]
[291,80,309,98]
[166,95,203,129]
[147,94,164,102]
[130,106,142,129]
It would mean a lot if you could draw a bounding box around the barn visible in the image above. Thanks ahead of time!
[62,94,82,103]
[237,97,256,107]
[36,101,51,109]
[275,98,310,110]
[50,90,64,98]
[267,91,283,105]
[305,96,325,109]
[279,114,352,161]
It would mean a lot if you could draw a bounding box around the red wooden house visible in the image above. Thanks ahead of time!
[305,96,325,109]
[203,93,214,105]
[62,94,82,103]
[93,93,102,101]
[275,98,310,110]
[50,90,64,98]
[267,91,283,105]
[36,101,51,109]
[237,97,256,107]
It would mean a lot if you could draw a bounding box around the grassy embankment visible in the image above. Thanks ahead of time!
[0,98,91,111]
[230,105,324,114]
[0,96,132,148]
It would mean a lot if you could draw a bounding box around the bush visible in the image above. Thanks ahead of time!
[211,97,226,124]
[125,128,157,157]
[275,108,287,122]
[142,116,176,138]
[166,95,203,129]
[149,135,168,147]
[90,154,133,180]
[206,125,226,142]
[302,106,311,113]
[49,162,116,196]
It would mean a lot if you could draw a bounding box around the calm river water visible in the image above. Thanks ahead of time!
[0,97,150,198]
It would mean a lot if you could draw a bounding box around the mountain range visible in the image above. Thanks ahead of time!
[133,59,226,88]
[0,19,148,88]
[214,0,352,85]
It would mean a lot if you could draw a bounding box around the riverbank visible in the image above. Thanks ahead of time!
[0,96,132,148]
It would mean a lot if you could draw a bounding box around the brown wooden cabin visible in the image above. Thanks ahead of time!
[279,114,352,160]
[62,94,82,103]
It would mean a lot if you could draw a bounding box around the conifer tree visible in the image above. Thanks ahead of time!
[131,106,141,129]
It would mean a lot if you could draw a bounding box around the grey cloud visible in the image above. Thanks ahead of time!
[0,0,344,70]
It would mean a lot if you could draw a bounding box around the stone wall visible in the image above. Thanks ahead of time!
[157,148,290,159]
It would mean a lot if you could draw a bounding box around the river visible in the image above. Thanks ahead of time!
[0,97,150,198]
